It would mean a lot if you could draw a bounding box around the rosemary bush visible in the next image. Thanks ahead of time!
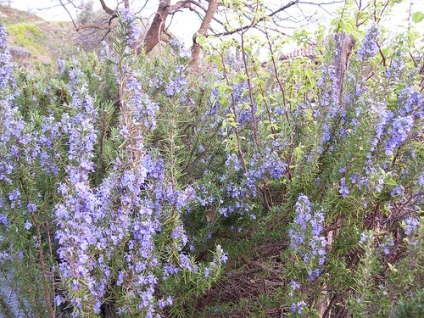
[0,2,423,317]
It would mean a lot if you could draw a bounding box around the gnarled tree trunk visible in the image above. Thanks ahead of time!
[143,0,171,54]
[142,0,192,55]
[189,0,218,71]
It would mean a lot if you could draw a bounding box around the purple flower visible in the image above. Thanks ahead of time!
[169,38,182,48]
[404,217,418,236]
[339,178,349,198]
[289,195,327,280]
[57,59,66,74]
[54,295,63,306]
[99,41,110,61]
[27,202,37,213]
[213,245,228,264]
[350,174,359,184]
[166,74,187,97]
[0,26,12,89]
[291,300,307,314]
[385,56,405,81]
[398,86,423,118]
[290,281,301,289]
[116,271,125,286]
[119,9,140,47]
[24,220,32,230]
[417,173,424,186]
[308,268,321,281]
[126,75,159,130]
[321,123,331,145]
[390,187,402,197]
[385,116,414,156]
[8,189,20,201]
[358,24,379,61]
[225,153,241,171]
[179,254,194,271]
[171,225,188,246]
[120,8,134,24]
[163,264,179,277]
[0,213,7,226]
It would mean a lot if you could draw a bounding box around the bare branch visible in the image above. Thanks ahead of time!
[77,23,113,31]
[210,0,299,37]
[190,0,218,70]
[297,0,344,6]
[99,0,116,16]
[187,0,225,26]
[58,0,78,30]
[142,0,169,54]
[161,35,171,43]
[169,0,192,12]
[138,0,151,14]
[297,0,344,15]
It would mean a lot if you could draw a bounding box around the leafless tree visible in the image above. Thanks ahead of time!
[0,0,13,7]
[58,0,344,69]
[71,1,115,51]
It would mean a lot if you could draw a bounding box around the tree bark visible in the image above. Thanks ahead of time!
[333,33,355,104]
[143,0,170,54]
[99,0,116,16]
[142,0,191,54]
[189,0,218,71]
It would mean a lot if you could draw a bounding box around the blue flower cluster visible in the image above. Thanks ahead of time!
[289,195,327,281]
[358,24,380,61]
[120,9,140,47]
[126,74,159,130]
[54,67,107,314]
[166,65,187,98]
[288,280,308,314]
[194,145,286,227]
[384,115,414,156]
[291,300,307,315]
[404,217,419,236]
[48,39,230,314]
[0,26,12,89]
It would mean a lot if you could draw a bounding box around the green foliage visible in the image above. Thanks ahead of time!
[0,2,423,317]
[395,288,424,318]
[412,11,424,24]
[7,23,41,47]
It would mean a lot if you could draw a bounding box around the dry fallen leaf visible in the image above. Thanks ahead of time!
[205,206,215,222]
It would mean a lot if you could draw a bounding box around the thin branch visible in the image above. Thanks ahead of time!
[169,0,192,12]
[58,0,78,30]
[210,0,299,37]
[139,0,151,12]
[190,0,218,69]
[99,0,117,16]
[244,258,283,275]
[77,23,113,30]
[297,0,344,6]
[187,1,225,26]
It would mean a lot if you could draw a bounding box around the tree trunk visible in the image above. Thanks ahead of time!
[317,34,355,318]
[333,33,355,104]
[142,0,192,54]
[189,0,218,71]
[143,0,171,54]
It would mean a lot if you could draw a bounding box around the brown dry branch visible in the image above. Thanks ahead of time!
[195,240,288,314]
[189,0,218,71]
